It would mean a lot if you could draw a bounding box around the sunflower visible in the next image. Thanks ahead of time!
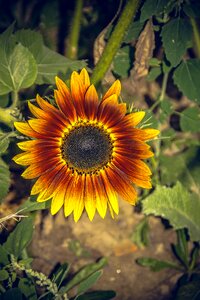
[13,69,159,222]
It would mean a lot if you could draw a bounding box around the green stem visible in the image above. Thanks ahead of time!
[190,17,200,58]
[91,0,141,85]
[150,72,169,112]
[11,91,19,109]
[66,0,83,59]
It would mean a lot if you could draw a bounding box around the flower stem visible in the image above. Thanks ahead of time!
[190,17,200,58]
[66,0,83,59]
[91,0,141,85]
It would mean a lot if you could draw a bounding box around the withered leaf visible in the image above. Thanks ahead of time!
[133,19,155,79]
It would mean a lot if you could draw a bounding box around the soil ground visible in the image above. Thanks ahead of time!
[30,200,180,300]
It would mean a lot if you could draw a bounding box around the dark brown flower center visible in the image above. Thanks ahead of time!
[61,125,113,174]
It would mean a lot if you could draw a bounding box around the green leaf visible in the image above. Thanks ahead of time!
[76,291,116,300]
[140,0,169,21]
[60,257,107,294]
[131,217,149,248]
[173,230,189,268]
[137,257,179,272]
[161,18,192,67]
[113,46,133,78]
[4,218,34,258]
[147,66,161,81]
[0,270,9,281]
[53,263,70,288]
[123,21,144,43]
[143,182,200,241]
[15,29,43,59]
[19,196,51,213]
[18,278,37,300]
[0,245,9,265]
[180,107,200,133]
[160,146,200,194]
[173,59,200,104]
[2,288,23,300]
[35,46,86,84]
[0,158,10,203]
[0,94,10,108]
[0,131,16,153]
[77,270,102,295]
[160,99,173,115]
[0,35,38,94]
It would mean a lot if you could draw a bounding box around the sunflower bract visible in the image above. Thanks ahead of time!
[13,69,159,222]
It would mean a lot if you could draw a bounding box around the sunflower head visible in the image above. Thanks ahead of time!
[13,69,159,222]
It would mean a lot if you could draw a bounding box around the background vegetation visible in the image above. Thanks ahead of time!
[0,0,200,299]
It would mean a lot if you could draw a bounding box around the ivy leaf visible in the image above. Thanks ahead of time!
[180,107,200,133]
[143,182,200,242]
[4,218,34,258]
[161,18,192,67]
[140,0,169,21]
[173,59,200,103]
[0,158,10,203]
[35,46,86,84]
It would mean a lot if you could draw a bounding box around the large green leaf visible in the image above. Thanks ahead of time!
[143,182,200,241]
[180,107,200,133]
[160,146,200,194]
[35,46,86,84]
[4,218,34,258]
[173,59,200,103]
[0,158,10,203]
[15,29,43,58]
[140,0,170,21]
[161,18,192,67]
[0,27,37,94]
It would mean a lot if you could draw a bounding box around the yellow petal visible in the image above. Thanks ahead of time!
[51,192,64,215]
[84,175,96,221]
[127,111,146,127]
[80,68,90,89]
[103,80,121,100]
